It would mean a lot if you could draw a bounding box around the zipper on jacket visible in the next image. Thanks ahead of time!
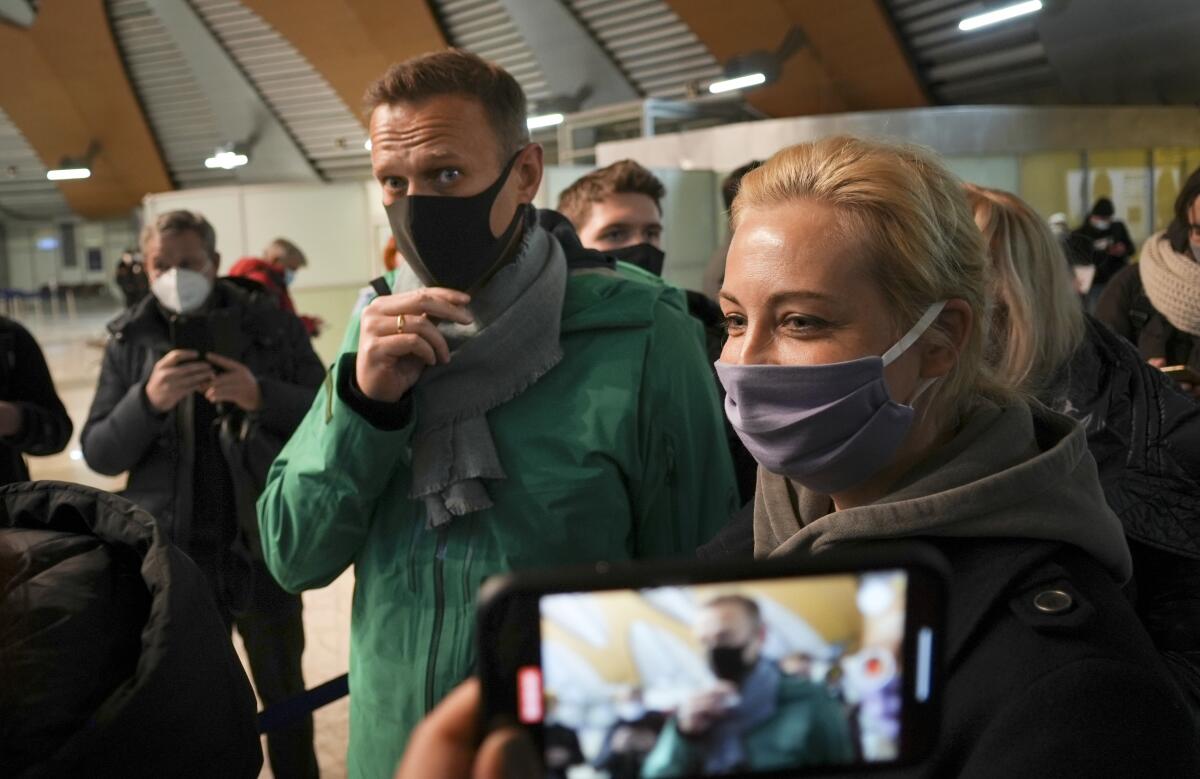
[424,526,449,714]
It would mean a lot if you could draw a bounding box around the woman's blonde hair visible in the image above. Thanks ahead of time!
[731,135,1014,416]
[964,184,1085,394]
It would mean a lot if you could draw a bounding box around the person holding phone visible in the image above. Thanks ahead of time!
[81,210,325,778]
[699,137,1197,775]
[1097,165,1200,399]
[257,50,737,778]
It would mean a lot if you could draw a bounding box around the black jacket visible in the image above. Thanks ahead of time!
[1097,263,1200,370]
[699,509,1200,777]
[1043,314,1200,713]
[1072,220,1136,286]
[0,481,262,777]
[0,317,72,486]
[80,280,324,559]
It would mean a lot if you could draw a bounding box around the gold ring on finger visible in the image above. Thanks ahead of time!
[396,313,406,334]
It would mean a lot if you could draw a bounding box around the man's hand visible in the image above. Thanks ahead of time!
[0,401,21,438]
[145,350,215,413]
[357,288,473,403]
[395,679,539,779]
[677,683,736,736]
[1107,241,1128,257]
[205,353,262,411]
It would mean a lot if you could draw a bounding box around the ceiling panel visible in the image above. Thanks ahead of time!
[189,0,370,181]
[566,0,722,99]
[0,108,69,219]
[433,0,551,102]
[108,0,234,187]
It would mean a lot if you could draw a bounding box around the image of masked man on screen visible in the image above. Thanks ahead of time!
[642,595,854,777]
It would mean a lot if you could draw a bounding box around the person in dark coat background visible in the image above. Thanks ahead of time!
[0,481,262,778]
[81,210,325,779]
[1097,164,1200,398]
[0,316,72,487]
[967,183,1200,722]
[1071,196,1136,310]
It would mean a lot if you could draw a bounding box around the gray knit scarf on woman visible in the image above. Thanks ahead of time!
[385,221,567,527]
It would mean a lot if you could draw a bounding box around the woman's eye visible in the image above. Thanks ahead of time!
[782,315,827,332]
[721,314,747,333]
[436,169,462,185]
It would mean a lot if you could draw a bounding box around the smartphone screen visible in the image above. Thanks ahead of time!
[480,559,941,779]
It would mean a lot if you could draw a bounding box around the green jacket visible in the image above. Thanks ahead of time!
[258,261,738,778]
[641,675,856,777]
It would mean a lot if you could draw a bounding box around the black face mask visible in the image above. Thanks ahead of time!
[608,242,666,277]
[385,149,527,293]
[709,644,754,685]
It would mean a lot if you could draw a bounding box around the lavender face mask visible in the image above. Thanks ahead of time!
[716,301,946,495]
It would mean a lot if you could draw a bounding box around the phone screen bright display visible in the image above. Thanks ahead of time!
[526,571,923,778]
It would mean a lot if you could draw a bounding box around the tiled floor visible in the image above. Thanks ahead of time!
[21,302,353,779]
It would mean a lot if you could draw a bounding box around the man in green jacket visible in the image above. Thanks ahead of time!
[257,50,737,778]
[642,595,855,777]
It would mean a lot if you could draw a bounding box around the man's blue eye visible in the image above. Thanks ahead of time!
[437,169,461,184]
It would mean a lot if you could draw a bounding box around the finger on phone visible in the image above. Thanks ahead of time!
[205,352,241,370]
[163,349,200,365]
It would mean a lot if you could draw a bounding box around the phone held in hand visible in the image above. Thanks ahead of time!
[169,312,243,362]
[1161,365,1200,386]
[477,547,947,778]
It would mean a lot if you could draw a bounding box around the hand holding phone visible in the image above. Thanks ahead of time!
[145,349,214,413]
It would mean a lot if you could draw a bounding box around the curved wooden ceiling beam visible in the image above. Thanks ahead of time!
[241,0,447,125]
[0,0,172,219]
[665,0,928,118]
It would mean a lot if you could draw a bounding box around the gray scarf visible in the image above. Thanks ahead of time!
[703,659,781,773]
[387,224,567,527]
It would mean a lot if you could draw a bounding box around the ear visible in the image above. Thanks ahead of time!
[920,298,972,379]
[514,143,544,204]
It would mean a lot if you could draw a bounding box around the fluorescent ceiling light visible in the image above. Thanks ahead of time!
[959,0,1042,31]
[205,150,249,170]
[364,139,372,151]
[708,72,767,94]
[46,167,91,181]
[527,113,564,130]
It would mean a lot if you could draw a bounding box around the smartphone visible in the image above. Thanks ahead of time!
[169,312,244,361]
[169,315,211,357]
[477,548,947,778]
[1162,365,1200,385]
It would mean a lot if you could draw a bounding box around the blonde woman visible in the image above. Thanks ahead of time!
[967,182,1200,723]
[699,136,1195,774]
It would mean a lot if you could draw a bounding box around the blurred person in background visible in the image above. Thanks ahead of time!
[1097,165,1200,397]
[0,316,72,487]
[229,237,324,337]
[965,183,1200,721]
[114,248,150,308]
[697,136,1197,774]
[703,161,763,300]
[81,210,325,779]
[641,594,853,776]
[1072,197,1135,309]
[258,50,737,778]
[558,159,756,501]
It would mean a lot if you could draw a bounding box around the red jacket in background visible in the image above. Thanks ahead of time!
[227,257,321,337]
